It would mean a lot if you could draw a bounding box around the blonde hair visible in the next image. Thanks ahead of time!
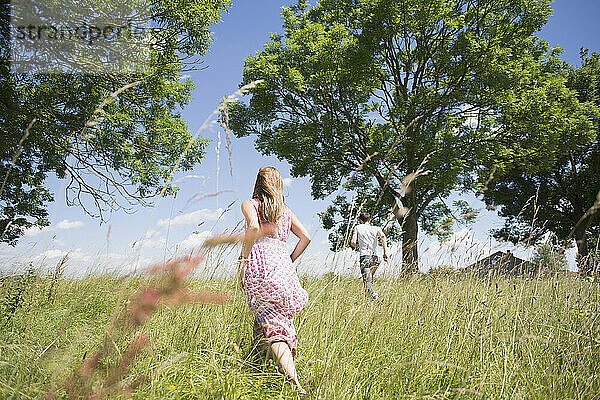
[252,167,284,223]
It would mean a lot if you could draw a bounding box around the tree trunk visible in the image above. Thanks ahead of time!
[400,208,419,274]
[575,224,593,275]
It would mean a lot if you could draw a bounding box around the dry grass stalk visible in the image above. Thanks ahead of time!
[202,224,276,249]
[426,208,482,237]
[128,255,230,325]
[104,332,150,387]
[397,360,466,371]
[48,252,69,304]
[219,98,235,184]
[479,166,496,193]
[154,79,265,203]
[45,254,229,399]
[85,81,142,129]
[154,352,188,377]
[400,153,433,197]
[347,152,379,184]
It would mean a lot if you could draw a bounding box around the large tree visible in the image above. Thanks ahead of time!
[229,0,590,271]
[0,0,230,244]
[481,50,600,274]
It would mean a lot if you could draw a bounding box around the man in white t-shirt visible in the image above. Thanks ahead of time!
[350,212,389,300]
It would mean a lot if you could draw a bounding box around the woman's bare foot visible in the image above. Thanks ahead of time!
[269,342,307,394]
[292,379,307,395]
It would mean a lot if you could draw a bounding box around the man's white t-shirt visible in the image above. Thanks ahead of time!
[353,223,382,256]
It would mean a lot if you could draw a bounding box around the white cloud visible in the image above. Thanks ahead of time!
[35,249,66,260]
[55,220,84,230]
[52,238,67,247]
[26,247,152,277]
[129,229,168,251]
[24,225,47,237]
[178,230,212,250]
[283,177,293,187]
[157,208,224,227]
[32,247,92,264]
[136,237,167,250]
[25,219,84,237]
[143,229,159,239]
[174,174,207,183]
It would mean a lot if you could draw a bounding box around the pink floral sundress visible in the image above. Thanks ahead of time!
[243,199,308,357]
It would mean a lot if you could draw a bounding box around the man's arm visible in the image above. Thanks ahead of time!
[350,227,357,250]
[378,228,388,261]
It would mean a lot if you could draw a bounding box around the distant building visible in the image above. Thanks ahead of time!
[467,250,533,276]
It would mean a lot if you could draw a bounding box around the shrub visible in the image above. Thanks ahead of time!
[531,243,568,274]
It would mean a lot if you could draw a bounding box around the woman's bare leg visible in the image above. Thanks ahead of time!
[269,341,306,394]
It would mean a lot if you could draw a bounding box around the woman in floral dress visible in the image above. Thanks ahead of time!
[239,167,311,393]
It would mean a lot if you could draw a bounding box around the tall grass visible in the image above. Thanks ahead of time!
[1,271,598,399]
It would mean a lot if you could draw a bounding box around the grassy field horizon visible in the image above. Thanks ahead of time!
[1,269,599,399]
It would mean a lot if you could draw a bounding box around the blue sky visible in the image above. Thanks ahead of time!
[2,0,599,276]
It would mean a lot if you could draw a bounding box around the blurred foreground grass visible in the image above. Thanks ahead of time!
[1,272,599,399]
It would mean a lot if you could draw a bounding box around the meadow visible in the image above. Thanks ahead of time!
[1,269,599,399]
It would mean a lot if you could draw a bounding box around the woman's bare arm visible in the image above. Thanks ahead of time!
[238,200,260,288]
[290,210,311,263]
[241,199,260,259]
